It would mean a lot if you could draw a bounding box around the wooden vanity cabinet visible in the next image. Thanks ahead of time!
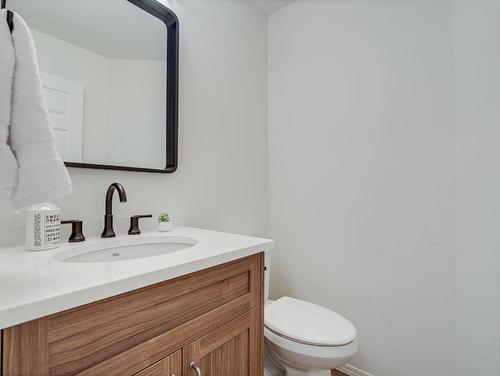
[134,350,182,376]
[2,253,264,376]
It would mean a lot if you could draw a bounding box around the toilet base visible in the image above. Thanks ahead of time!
[264,351,284,376]
[264,363,330,376]
[281,365,331,376]
[265,349,332,376]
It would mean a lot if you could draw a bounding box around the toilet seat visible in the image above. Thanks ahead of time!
[265,325,358,373]
[264,297,357,347]
[265,326,358,360]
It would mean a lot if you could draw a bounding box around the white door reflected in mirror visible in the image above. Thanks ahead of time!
[41,72,83,162]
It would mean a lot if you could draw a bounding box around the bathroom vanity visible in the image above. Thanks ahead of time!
[0,227,273,376]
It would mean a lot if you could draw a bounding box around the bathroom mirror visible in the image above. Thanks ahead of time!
[9,0,179,173]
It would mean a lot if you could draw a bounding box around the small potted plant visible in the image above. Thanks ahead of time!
[157,213,172,232]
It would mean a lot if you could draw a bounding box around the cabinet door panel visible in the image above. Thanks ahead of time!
[184,307,263,376]
[134,350,181,376]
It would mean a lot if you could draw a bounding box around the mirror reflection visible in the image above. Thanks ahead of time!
[10,0,168,169]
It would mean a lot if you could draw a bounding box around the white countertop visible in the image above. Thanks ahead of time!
[0,227,274,329]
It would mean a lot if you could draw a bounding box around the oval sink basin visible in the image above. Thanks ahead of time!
[55,236,197,263]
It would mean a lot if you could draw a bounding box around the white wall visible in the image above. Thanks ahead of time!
[269,1,500,375]
[268,1,458,375]
[32,29,166,168]
[454,1,500,375]
[107,59,166,169]
[0,0,268,244]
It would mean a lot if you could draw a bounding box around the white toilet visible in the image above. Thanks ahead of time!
[264,254,358,376]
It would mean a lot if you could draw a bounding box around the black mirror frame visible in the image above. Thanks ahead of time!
[64,0,179,174]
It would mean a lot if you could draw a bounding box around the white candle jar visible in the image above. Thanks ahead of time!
[25,202,61,251]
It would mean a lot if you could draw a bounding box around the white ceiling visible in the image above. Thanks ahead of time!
[253,0,296,16]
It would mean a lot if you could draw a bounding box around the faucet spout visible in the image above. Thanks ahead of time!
[102,183,127,238]
[105,183,127,215]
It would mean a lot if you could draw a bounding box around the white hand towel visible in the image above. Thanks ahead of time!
[0,10,18,192]
[8,12,72,209]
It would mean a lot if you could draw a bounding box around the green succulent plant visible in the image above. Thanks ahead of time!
[158,213,170,223]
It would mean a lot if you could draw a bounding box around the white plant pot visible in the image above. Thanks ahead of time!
[158,221,172,232]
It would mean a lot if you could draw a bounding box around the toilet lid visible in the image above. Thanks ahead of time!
[264,297,356,346]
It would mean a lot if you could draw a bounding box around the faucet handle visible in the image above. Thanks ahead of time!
[61,220,85,242]
[128,215,152,235]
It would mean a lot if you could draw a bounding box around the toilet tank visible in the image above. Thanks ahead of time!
[264,251,270,302]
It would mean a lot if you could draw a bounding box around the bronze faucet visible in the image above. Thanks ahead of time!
[101,183,127,238]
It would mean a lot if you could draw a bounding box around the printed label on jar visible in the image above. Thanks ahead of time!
[44,213,61,245]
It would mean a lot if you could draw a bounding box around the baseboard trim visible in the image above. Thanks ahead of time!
[337,364,374,376]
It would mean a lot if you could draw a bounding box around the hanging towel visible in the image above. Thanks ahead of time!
[8,12,72,209]
[0,9,18,192]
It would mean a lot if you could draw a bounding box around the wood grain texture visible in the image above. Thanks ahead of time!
[134,350,181,376]
[2,319,48,376]
[77,295,253,376]
[183,306,262,376]
[2,253,264,376]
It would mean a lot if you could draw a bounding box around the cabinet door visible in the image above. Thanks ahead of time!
[135,350,181,376]
[183,307,263,376]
